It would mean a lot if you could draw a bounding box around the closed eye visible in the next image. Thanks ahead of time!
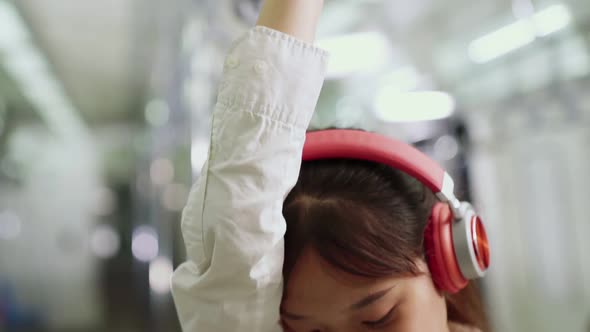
[362,305,397,329]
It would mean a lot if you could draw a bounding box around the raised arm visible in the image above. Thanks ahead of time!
[256,0,324,43]
[171,1,327,331]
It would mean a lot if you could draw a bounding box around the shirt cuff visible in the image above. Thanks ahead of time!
[217,26,330,130]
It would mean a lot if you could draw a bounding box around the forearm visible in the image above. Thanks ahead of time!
[256,0,324,43]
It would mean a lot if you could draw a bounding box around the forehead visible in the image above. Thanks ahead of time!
[283,248,396,310]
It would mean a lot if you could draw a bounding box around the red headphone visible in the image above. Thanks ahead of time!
[303,129,490,294]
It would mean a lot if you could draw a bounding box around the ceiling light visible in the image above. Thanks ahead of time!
[317,31,391,79]
[0,1,29,50]
[533,4,571,37]
[468,20,535,63]
[0,0,87,141]
[374,90,455,123]
[469,3,571,63]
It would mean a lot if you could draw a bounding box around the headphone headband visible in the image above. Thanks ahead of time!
[303,129,461,215]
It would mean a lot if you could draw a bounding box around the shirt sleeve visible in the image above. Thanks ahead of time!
[171,26,329,332]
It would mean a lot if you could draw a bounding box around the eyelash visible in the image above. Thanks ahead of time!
[362,305,397,329]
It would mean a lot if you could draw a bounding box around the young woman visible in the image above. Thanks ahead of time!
[172,1,490,331]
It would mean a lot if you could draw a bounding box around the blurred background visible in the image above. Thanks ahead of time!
[0,0,589,331]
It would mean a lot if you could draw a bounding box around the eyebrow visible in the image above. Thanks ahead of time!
[349,286,395,310]
[281,286,395,321]
[280,310,308,320]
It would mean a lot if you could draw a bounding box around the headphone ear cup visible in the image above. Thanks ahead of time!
[424,202,468,294]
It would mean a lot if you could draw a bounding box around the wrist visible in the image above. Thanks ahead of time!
[256,0,324,43]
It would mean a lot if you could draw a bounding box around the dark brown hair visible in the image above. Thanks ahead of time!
[283,158,489,331]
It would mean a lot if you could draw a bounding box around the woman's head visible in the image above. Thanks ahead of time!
[281,159,488,331]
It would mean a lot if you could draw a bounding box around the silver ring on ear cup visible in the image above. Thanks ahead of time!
[451,202,487,279]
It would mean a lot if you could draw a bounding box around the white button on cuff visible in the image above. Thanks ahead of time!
[225,55,239,69]
[254,60,268,74]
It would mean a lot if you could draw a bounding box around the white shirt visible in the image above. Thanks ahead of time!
[171,26,329,332]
